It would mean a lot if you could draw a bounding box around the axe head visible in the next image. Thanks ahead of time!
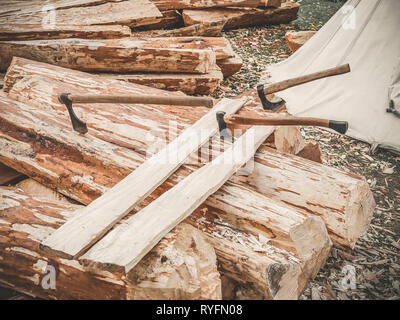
[257,84,286,111]
[59,93,88,134]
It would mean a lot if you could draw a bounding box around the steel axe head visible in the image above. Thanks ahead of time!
[257,84,286,111]
[58,93,88,134]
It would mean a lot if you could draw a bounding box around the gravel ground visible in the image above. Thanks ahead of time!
[215,0,400,300]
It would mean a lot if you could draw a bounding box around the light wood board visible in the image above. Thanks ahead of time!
[80,125,275,273]
[40,98,247,259]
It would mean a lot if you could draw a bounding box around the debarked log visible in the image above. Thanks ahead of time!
[0,38,217,73]
[0,0,162,28]
[96,67,223,95]
[182,2,299,30]
[0,187,221,300]
[2,58,375,251]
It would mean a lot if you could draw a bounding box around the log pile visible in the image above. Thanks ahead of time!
[0,58,375,300]
[0,0,300,95]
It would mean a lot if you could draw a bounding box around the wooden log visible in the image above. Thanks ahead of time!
[285,30,316,53]
[96,67,223,95]
[79,125,277,273]
[124,36,235,61]
[0,0,121,16]
[152,0,260,11]
[0,24,132,41]
[182,2,300,30]
[153,20,226,37]
[2,58,375,250]
[0,163,24,185]
[41,97,247,260]
[0,38,216,73]
[0,64,335,298]
[134,10,183,30]
[16,178,71,204]
[217,55,243,78]
[0,0,162,28]
[262,0,282,8]
[0,187,221,300]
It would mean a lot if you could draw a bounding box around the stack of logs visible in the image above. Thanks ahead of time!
[0,0,300,95]
[0,57,375,300]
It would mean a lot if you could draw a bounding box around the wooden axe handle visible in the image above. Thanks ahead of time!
[226,114,348,134]
[68,94,214,108]
[262,64,350,95]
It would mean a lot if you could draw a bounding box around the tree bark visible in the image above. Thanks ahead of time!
[182,2,299,30]
[0,24,132,41]
[0,186,221,300]
[0,0,162,28]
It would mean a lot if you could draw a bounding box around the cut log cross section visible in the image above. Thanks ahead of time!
[40,98,247,259]
[79,126,275,273]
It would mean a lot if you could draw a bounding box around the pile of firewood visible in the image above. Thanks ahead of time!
[0,56,375,300]
[0,0,299,95]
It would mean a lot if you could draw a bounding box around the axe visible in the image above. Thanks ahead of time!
[257,64,351,111]
[216,113,348,137]
[58,93,214,134]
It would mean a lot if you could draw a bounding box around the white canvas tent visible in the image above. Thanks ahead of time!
[266,0,400,153]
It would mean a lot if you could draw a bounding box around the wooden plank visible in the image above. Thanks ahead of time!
[0,24,132,41]
[2,58,375,250]
[40,97,247,259]
[97,67,223,95]
[0,186,221,300]
[152,0,260,11]
[0,38,216,73]
[0,0,162,28]
[0,163,23,185]
[182,2,299,30]
[79,126,275,273]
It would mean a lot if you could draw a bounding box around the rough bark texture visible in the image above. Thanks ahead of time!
[182,2,299,30]
[148,20,226,37]
[133,10,183,30]
[0,38,216,73]
[0,187,221,300]
[0,24,132,41]
[152,0,259,11]
[285,30,316,53]
[96,68,223,95]
[0,58,375,296]
[0,0,162,28]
